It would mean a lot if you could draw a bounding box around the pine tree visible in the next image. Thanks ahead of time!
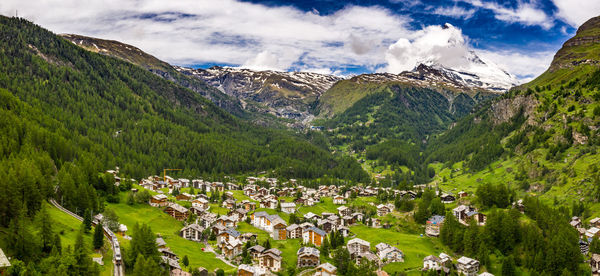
[182,255,189,267]
[501,255,516,276]
[36,204,54,253]
[93,225,104,250]
[82,208,92,233]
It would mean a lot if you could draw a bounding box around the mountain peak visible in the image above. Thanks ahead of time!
[550,16,600,71]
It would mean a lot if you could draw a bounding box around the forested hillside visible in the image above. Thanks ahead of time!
[0,15,369,225]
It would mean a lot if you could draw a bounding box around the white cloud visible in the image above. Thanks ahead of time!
[383,24,471,73]
[432,6,476,19]
[0,0,554,83]
[478,49,554,81]
[551,0,600,27]
[462,0,553,29]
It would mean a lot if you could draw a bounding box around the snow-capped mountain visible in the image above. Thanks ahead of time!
[175,66,341,122]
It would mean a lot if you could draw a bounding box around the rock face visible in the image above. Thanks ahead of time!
[490,95,538,125]
[175,66,341,122]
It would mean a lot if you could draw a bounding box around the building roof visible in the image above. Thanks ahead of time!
[309,227,327,237]
[249,245,265,253]
[317,262,337,272]
[0,248,10,268]
[153,194,168,200]
[337,206,349,211]
[424,255,440,262]
[348,238,370,247]
[457,256,479,265]
[287,224,300,231]
[181,223,204,233]
[167,203,188,213]
[281,202,296,208]
[297,247,320,257]
[427,215,445,225]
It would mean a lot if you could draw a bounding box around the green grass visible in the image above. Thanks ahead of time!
[46,202,114,276]
[349,224,445,274]
[106,194,234,273]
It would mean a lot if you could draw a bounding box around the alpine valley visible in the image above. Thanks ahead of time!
[1,8,600,276]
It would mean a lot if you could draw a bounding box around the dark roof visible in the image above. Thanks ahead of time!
[309,226,327,236]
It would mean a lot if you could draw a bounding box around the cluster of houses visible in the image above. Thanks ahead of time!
[423,254,487,276]
[347,238,404,266]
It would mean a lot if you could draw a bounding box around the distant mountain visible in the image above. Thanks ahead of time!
[175,66,341,123]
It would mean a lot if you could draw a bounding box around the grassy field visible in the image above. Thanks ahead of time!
[45,202,114,276]
[349,224,444,274]
[106,194,235,273]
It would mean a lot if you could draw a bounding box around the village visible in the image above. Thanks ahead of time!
[89,168,533,276]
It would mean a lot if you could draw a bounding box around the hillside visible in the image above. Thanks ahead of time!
[426,16,600,209]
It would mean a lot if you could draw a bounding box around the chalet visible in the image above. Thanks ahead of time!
[192,179,203,189]
[212,224,227,236]
[222,199,237,210]
[176,193,194,202]
[241,200,257,212]
[224,191,235,200]
[150,194,168,207]
[377,204,391,217]
[189,206,206,216]
[587,227,600,239]
[281,202,296,214]
[303,227,326,247]
[212,182,225,192]
[456,256,480,276]
[249,245,266,260]
[271,218,288,240]
[260,198,278,209]
[591,253,600,276]
[347,238,370,255]
[352,212,364,222]
[338,226,350,237]
[297,247,320,268]
[372,218,382,228]
[199,212,217,228]
[317,220,335,233]
[440,193,456,203]
[156,236,167,248]
[333,196,346,205]
[159,247,178,260]
[458,191,468,198]
[227,183,239,190]
[217,228,241,245]
[171,268,192,276]
[237,264,267,276]
[375,243,404,263]
[453,205,486,226]
[215,215,237,228]
[423,255,442,272]
[243,186,256,196]
[0,248,11,271]
[592,218,600,228]
[513,199,525,213]
[315,263,337,276]
[304,212,321,221]
[426,215,445,237]
[161,255,181,271]
[321,212,335,219]
[222,239,243,259]
[337,206,352,217]
[341,216,354,226]
[286,224,303,239]
[180,223,204,242]
[164,203,188,221]
[571,217,582,228]
[240,233,258,244]
[229,208,249,222]
[259,248,282,272]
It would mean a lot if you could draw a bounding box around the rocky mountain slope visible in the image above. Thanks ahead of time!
[175,66,341,122]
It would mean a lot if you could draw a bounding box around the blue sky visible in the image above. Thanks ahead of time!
[1,0,599,82]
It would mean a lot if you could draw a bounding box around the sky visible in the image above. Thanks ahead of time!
[1,0,599,83]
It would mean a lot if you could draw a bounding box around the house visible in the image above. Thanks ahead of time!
[456,256,480,276]
[217,228,241,246]
[376,204,391,217]
[338,226,350,237]
[423,255,442,272]
[453,205,486,226]
[347,238,370,255]
[318,220,335,233]
[171,268,192,276]
[333,196,346,205]
[458,191,468,198]
[0,248,11,271]
[354,251,380,266]
[240,233,258,244]
[159,247,178,260]
[164,203,188,221]
[199,212,217,228]
[229,208,249,222]
[286,224,303,239]
[222,199,237,210]
[216,215,237,228]
[192,198,209,209]
[221,239,243,259]
[570,217,582,228]
[375,243,404,263]
[591,253,600,276]
[297,247,320,268]
[189,206,206,216]
[440,193,456,203]
[587,227,600,239]
[156,236,167,248]
[180,223,204,242]
[316,263,337,276]
[161,256,181,271]
[281,202,296,214]
[352,212,364,222]
[303,227,326,247]
[150,194,168,207]
[176,193,194,201]
[337,206,352,217]
[237,264,267,276]
[248,245,265,260]
[272,218,288,240]
[341,216,354,226]
[259,248,282,272]
[260,198,278,209]
[592,218,600,228]
[304,212,321,221]
[426,215,445,237]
